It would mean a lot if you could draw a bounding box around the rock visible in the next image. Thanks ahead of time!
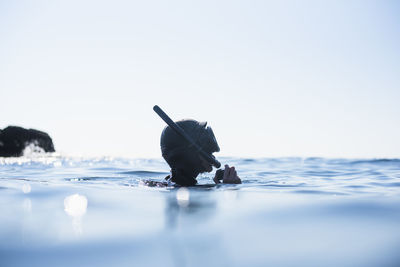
[0,126,55,157]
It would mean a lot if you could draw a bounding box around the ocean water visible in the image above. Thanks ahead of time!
[1,154,400,267]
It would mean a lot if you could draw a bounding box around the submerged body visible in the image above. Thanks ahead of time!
[143,164,241,187]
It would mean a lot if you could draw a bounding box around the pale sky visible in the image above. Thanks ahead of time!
[1,0,399,158]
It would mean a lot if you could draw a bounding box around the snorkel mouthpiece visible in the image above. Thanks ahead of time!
[153,105,221,169]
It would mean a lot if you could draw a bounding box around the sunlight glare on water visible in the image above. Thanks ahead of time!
[64,194,88,217]
[64,194,88,236]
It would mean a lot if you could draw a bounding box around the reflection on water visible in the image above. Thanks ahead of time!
[22,184,31,194]
[176,187,190,207]
[22,198,32,212]
[165,187,218,230]
[223,189,238,201]
[64,194,88,235]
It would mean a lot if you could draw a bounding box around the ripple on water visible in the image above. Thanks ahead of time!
[349,159,400,165]
[0,155,399,197]
[369,182,400,187]
[293,189,348,195]
[119,170,169,176]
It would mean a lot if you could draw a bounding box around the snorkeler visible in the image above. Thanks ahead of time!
[154,105,241,186]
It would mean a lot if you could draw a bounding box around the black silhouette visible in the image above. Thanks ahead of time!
[0,126,55,157]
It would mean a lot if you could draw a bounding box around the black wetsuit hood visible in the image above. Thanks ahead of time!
[160,119,220,186]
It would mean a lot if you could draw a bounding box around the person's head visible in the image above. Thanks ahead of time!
[160,119,220,178]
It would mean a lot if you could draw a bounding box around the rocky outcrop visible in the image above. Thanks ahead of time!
[0,126,55,157]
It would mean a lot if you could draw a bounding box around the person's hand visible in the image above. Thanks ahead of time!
[214,164,241,184]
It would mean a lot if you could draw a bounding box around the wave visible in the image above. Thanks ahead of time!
[349,159,400,165]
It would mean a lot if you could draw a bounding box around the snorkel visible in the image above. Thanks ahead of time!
[153,105,221,169]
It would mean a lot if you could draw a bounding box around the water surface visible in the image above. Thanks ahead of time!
[1,155,400,267]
